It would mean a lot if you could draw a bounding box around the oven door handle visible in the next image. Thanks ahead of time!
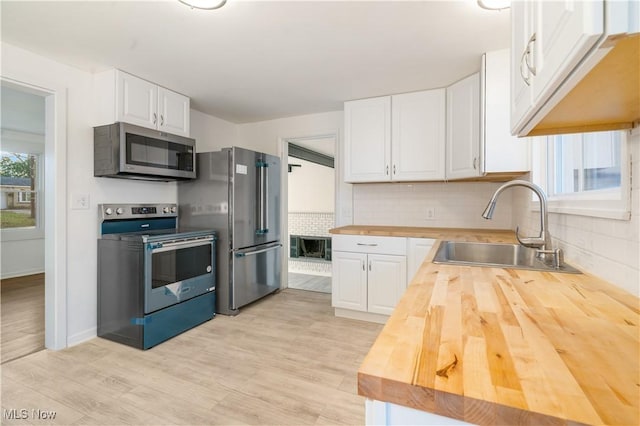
[150,237,214,253]
[235,243,282,257]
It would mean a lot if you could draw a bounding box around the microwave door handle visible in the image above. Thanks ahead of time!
[150,237,213,253]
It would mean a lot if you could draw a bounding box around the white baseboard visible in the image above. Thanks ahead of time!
[1,268,45,280]
[334,308,388,324]
[67,327,96,347]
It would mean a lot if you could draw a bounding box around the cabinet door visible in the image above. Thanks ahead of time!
[510,0,535,133]
[158,87,190,137]
[406,238,435,283]
[332,251,367,312]
[116,71,158,129]
[485,49,530,173]
[367,254,407,316]
[532,0,603,105]
[344,97,391,182]
[446,73,480,180]
[392,90,445,181]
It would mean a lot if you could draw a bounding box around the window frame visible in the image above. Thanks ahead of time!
[1,132,45,241]
[532,129,631,221]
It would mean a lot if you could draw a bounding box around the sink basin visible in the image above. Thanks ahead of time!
[432,241,581,274]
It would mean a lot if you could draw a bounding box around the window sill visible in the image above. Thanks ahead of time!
[532,205,631,221]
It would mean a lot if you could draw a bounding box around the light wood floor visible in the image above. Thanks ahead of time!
[1,289,383,425]
[1,273,45,364]
[288,272,332,294]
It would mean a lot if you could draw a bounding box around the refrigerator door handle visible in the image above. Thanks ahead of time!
[256,160,269,235]
[235,243,282,257]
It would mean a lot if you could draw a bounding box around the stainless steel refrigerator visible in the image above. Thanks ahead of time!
[178,147,281,315]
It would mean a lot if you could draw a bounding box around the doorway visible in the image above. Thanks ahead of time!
[0,84,46,362]
[284,135,336,294]
[1,77,67,354]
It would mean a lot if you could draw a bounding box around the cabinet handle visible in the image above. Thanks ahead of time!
[519,50,531,86]
[393,164,396,175]
[386,165,389,176]
[153,113,157,124]
[160,114,164,126]
[369,260,372,271]
[362,261,365,271]
[524,33,537,76]
[473,157,477,170]
[357,243,378,246]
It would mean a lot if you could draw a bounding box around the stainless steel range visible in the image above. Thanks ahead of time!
[97,203,216,349]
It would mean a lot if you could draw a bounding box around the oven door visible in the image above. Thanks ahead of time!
[144,236,215,314]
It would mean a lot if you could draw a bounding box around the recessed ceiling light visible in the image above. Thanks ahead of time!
[178,0,227,10]
[477,0,510,10]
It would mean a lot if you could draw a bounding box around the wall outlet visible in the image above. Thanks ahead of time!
[71,193,90,210]
[426,207,436,220]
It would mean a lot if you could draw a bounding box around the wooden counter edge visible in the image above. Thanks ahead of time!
[357,373,589,426]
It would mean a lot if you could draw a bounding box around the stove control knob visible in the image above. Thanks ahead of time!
[163,207,170,214]
[104,207,113,216]
[170,206,177,213]
[115,207,124,215]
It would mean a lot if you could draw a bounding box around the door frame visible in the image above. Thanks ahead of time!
[279,132,339,289]
[1,77,68,350]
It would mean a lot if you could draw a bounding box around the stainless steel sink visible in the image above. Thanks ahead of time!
[432,241,581,274]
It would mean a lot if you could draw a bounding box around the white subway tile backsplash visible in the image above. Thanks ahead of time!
[353,182,513,229]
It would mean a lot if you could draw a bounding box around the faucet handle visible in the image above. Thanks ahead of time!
[515,226,545,249]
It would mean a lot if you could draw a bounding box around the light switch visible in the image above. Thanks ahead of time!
[71,193,90,210]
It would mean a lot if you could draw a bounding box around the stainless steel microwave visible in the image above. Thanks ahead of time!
[94,122,196,181]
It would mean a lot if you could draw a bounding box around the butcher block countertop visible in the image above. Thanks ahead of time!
[330,226,640,426]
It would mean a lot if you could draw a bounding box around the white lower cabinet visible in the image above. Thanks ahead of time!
[332,251,368,312]
[407,238,436,281]
[366,254,407,315]
[366,400,473,426]
[332,235,407,320]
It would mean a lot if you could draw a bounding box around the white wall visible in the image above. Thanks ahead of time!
[1,42,239,346]
[237,111,342,155]
[190,109,239,152]
[353,181,513,229]
[288,156,335,213]
[513,133,640,296]
[0,240,44,278]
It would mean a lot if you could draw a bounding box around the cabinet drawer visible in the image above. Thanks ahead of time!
[332,235,406,256]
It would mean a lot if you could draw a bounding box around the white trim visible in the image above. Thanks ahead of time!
[1,268,45,280]
[67,327,97,347]
[334,307,389,324]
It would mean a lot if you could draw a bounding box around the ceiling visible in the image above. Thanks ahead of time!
[0,1,511,124]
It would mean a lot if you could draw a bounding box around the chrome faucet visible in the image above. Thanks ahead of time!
[482,180,563,268]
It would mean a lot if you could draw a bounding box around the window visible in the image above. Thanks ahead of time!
[533,130,630,220]
[1,152,41,230]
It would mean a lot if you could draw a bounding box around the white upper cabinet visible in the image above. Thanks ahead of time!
[344,97,391,182]
[117,71,158,130]
[446,73,480,180]
[485,49,530,173]
[344,89,445,183]
[509,0,638,136]
[392,90,446,181]
[95,69,190,137]
[157,87,190,136]
[511,0,604,133]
